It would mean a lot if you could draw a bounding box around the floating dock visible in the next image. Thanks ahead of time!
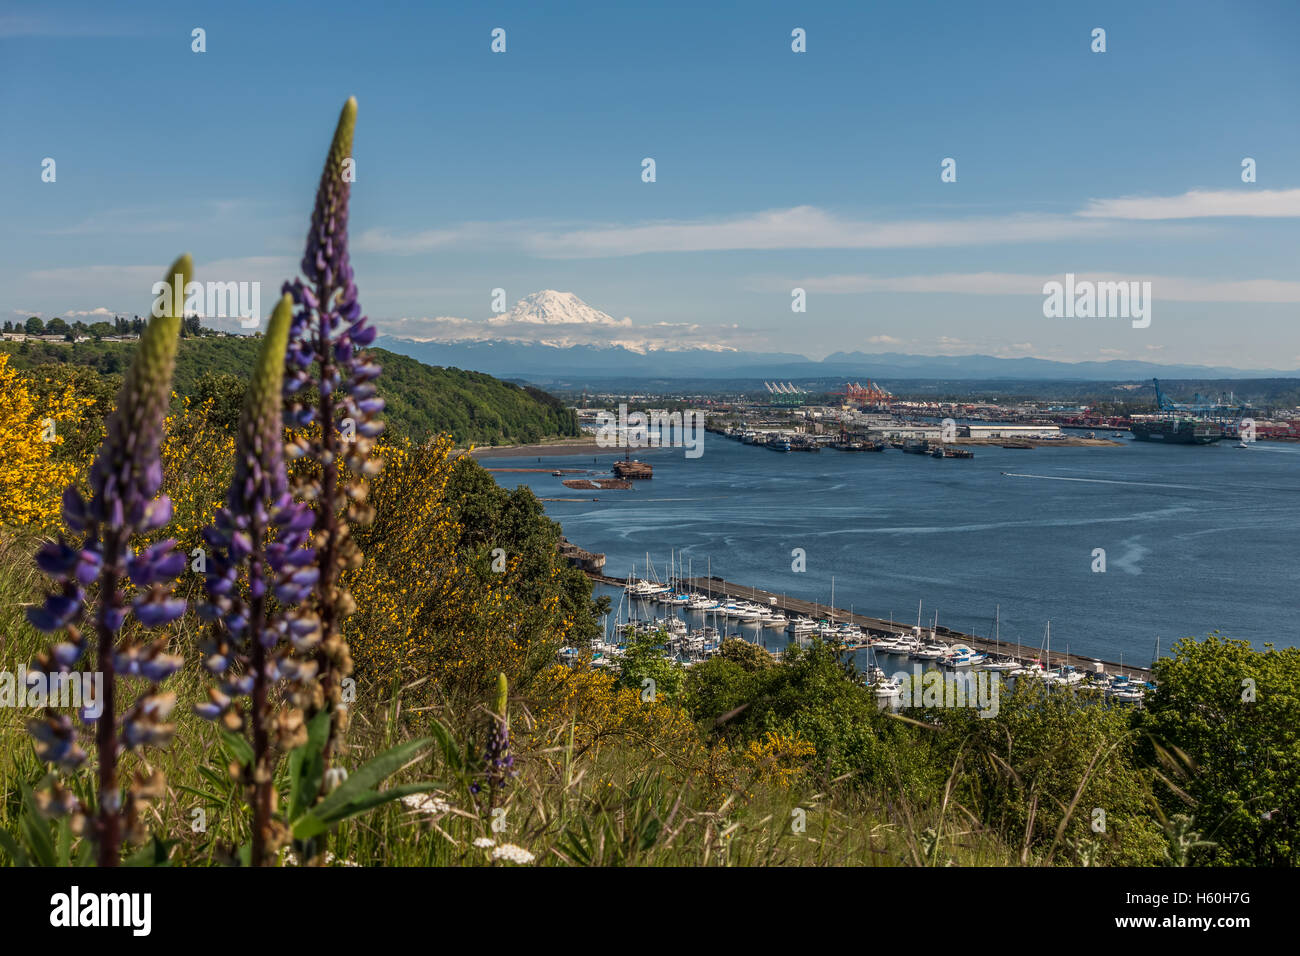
[585,572,1151,679]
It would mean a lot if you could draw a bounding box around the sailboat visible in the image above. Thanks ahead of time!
[1042,622,1083,686]
[981,605,1018,672]
[1010,621,1049,679]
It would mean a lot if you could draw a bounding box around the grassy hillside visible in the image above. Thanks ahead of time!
[1,336,578,445]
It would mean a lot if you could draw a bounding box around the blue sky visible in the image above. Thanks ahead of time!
[2,0,1298,367]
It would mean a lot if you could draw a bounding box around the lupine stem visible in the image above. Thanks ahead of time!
[95,533,123,867]
[249,581,269,866]
[316,312,340,772]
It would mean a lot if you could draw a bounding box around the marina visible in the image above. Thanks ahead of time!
[586,571,1153,682]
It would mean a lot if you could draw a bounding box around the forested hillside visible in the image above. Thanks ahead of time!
[1,336,578,445]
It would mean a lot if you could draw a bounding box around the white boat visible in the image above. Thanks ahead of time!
[873,634,915,654]
[1107,678,1146,703]
[866,666,904,704]
[786,616,817,635]
[1046,665,1085,687]
[625,579,665,598]
[940,644,986,668]
[872,681,903,705]
[909,629,949,660]
[725,602,762,622]
[760,611,788,627]
[1010,660,1044,679]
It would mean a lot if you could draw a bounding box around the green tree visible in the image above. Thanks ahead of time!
[1139,634,1300,865]
[617,630,685,704]
[194,371,247,430]
[25,316,44,334]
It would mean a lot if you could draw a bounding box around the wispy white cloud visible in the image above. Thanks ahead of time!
[1078,188,1300,220]
[777,271,1300,303]
[354,184,1300,263]
[523,207,1122,258]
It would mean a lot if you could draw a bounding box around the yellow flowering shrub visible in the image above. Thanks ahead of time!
[527,663,703,765]
[158,396,235,555]
[0,353,95,529]
[740,730,817,788]
[345,436,576,703]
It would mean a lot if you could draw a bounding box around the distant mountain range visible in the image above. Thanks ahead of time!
[375,338,1300,385]
[377,289,1297,385]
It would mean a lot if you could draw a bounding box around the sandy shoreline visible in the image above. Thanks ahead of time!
[463,438,603,459]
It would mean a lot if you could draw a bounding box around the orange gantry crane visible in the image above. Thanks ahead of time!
[836,381,892,406]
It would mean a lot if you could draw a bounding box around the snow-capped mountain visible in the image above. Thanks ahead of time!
[498,290,629,327]
[383,289,740,353]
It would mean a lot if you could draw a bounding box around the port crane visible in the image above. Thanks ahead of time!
[1152,378,1250,418]
[835,381,893,406]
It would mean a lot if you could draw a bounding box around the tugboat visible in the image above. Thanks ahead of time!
[931,445,974,459]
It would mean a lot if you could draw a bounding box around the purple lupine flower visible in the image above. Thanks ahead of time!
[196,293,318,867]
[279,97,384,779]
[198,294,316,711]
[471,673,515,799]
[26,254,192,866]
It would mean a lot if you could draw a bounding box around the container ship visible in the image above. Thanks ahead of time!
[1130,419,1224,444]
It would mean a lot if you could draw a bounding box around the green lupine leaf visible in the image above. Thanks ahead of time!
[220,728,254,768]
[288,710,331,824]
[18,783,55,868]
[292,781,441,840]
[426,716,464,773]
[305,735,435,824]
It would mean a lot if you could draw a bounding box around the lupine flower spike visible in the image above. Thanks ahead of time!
[471,672,515,808]
[282,97,384,786]
[27,254,192,866]
[196,293,318,866]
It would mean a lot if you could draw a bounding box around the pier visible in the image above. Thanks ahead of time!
[585,572,1152,680]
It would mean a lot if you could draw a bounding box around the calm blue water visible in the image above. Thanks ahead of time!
[480,434,1300,663]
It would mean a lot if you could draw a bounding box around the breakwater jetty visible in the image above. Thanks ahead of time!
[585,571,1152,680]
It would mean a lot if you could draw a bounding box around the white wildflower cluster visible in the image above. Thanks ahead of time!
[401,792,452,816]
[281,850,360,867]
[490,843,535,865]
